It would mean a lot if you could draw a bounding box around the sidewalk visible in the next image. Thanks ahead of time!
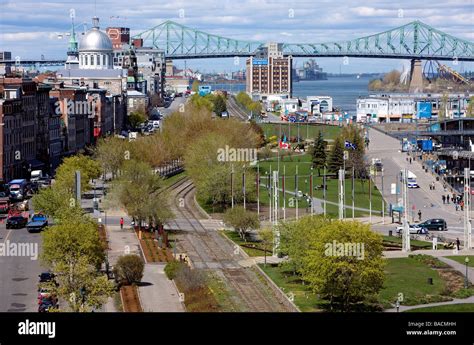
[385,295,474,312]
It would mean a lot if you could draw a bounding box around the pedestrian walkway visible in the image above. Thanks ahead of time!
[385,295,474,312]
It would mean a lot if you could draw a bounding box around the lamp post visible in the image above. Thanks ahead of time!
[465,257,470,288]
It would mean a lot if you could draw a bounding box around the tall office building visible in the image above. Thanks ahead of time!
[246,43,292,98]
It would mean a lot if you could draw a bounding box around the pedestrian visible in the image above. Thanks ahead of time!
[456,238,460,251]
[418,210,422,222]
[432,182,435,190]
[442,195,446,204]
[446,194,450,204]
[120,217,124,229]
[455,204,459,211]
[460,200,464,211]
[409,157,412,164]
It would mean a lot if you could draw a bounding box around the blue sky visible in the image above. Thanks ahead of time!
[0,0,473,73]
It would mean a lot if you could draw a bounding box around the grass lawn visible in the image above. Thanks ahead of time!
[259,264,321,312]
[257,154,383,216]
[219,230,271,257]
[405,303,474,312]
[259,123,342,142]
[380,257,447,306]
[382,236,444,250]
[445,256,474,267]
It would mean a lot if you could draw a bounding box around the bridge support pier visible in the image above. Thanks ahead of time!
[409,59,424,93]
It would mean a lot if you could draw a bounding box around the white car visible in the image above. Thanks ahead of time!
[407,181,419,188]
[396,223,428,235]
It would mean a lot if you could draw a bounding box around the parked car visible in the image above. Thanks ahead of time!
[418,219,447,231]
[396,223,428,235]
[6,215,28,229]
[39,272,55,283]
[27,213,49,233]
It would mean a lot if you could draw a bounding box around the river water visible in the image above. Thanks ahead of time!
[209,75,372,114]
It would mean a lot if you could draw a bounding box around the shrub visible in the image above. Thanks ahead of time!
[114,254,144,285]
[164,261,186,280]
[175,265,206,292]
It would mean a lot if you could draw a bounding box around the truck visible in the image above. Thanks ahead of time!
[8,179,28,201]
[26,213,49,233]
[30,170,43,183]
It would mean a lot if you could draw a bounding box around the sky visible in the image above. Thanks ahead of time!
[0,0,473,73]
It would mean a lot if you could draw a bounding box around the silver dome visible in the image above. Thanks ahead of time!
[79,28,113,52]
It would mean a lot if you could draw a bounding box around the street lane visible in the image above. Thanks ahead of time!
[0,219,44,312]
[366,127,464,239]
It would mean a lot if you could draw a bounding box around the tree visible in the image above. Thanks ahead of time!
[213,94,227,116]
[466,96,474,117]
[258,228,274,267]
[54,154,102,194]
[223,206,260,241]
[191,79,200,92]
[114,255,145,285]
[327,136,344,173]
[439,93,449,120]
[310,131,327,175]
[129,108,147,129]
[278,215,330,274]
[40,219,113,312]
[94,137,130,178]
[108,159,173,228]
[300,220,385,311]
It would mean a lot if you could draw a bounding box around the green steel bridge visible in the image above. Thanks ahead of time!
[132,20,474,61]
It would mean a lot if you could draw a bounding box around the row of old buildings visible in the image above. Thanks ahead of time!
[0,16,171,182]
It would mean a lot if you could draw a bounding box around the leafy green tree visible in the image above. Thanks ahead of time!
[54,154,102,194]
[128,109,147,129]
[466,96,474,117]
[191,79,200,92]
[300,220,385,311]
[310,131,327,176]
[114,255,145,285]
[327,136,344,173]
[223,206,260,241]
[108,159,173,228]
[278,215,330,274]
[213,94,227,116]
[258,228,274,267]
[94,137,130,178]
[41,219,113,312]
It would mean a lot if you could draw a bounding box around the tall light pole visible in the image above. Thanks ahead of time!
[323,166,327,217]
[352,166,355,220]
[231,164,234,209]
[402,169,411,252]
[465,257,470,288]
[381,167,385,225]
[273,170,279,225]
[338,168,345,220]
[464,168,472,249]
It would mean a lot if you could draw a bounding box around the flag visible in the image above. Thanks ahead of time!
[344,140,356,150]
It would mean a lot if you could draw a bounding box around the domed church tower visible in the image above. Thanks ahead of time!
[79,17,113,70]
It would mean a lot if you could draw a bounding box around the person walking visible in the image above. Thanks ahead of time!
[120,217,124,230]
[456,238,461,251]
[446,194,450,204]
[455,203,459,211]
[442,195,446,204]
[418,210,422,222]
[432,182,435,191]
[460,200,464,211]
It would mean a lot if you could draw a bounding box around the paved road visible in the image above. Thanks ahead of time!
[0,211,44,312]
[366,127,464,241]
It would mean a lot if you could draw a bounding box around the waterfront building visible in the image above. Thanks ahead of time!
[246,43,292,99]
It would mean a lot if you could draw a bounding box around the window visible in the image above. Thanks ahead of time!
[91,55,95,65]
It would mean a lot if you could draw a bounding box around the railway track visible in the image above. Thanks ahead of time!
[168,177,289,312]
[227,96,249,121]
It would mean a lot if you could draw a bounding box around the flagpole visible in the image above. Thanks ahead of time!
[323,166,327,217]
[257,164,260,216]
[231,164,234,208]
[283,165,286,220]
[310,167,314,215]
[269,165,272,223]
[295,165,299,220]
[352,166,355,220]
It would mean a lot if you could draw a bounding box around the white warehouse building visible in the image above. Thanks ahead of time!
[356,96,416,123]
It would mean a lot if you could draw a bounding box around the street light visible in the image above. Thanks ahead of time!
[465,257,470,288]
